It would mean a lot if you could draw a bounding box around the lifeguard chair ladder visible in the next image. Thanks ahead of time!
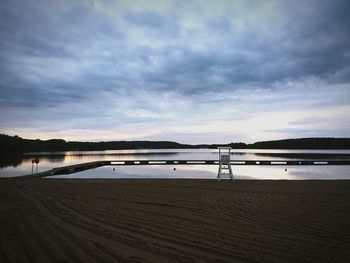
[217,147,233,180]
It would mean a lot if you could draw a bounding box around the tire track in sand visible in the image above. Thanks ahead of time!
[204,192,350,263]
[16,185,162,263]
[23,184,247,263]
[16,187,119,263]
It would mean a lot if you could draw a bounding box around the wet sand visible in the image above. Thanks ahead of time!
[0,178,349,262]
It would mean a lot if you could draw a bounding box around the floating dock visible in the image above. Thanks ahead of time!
[19,159,350,178]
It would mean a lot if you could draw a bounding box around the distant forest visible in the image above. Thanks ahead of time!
[1,134,350,155]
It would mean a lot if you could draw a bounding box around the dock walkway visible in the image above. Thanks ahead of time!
[18,159,350,178]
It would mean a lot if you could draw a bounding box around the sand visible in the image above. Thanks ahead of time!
[0,178,349,263]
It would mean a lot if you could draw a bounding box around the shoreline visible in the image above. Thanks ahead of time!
[1,178,349,262]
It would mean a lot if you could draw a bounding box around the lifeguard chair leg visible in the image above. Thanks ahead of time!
[217,163,221,180]
[228,165,233,180]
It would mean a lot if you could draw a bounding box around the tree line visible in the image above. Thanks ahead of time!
[1,134,350,155]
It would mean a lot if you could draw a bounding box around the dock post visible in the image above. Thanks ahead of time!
[217,147,233,180]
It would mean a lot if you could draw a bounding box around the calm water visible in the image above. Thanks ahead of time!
[1,149,350,179]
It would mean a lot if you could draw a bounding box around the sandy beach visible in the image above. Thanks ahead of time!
[0,178,349,262]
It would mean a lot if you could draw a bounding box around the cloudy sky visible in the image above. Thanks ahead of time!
[0,0,349,143]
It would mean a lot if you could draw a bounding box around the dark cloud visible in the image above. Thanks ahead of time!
[125,1,350,96]
[0,0,127,108]
[123,10,179,38]
[0,0,349,141]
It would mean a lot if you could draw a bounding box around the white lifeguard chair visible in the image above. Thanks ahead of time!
[217,147,233,180]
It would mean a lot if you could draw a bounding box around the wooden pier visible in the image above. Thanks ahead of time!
[19,159,350,178]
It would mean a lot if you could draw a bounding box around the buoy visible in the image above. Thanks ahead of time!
[173,168,176,171]
[285,168,287,172]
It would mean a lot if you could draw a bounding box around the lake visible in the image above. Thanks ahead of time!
[1,149,350,179]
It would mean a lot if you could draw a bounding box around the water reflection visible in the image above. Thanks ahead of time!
[255,152,350,159]
[0,155,23,168]
[51,165,350,180]
[52,165,218,179]
[1,149,350,179]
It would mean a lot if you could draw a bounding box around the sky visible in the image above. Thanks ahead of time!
[0,0,349,144]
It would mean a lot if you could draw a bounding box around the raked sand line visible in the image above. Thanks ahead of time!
[18,184,246,262]
[1,179,350,262]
